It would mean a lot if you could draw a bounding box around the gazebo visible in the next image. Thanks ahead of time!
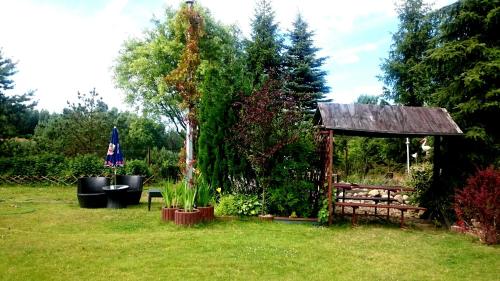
[314,103,463,225]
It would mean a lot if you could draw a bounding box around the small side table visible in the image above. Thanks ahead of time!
[102,185,129,209]
[148,189,162,211]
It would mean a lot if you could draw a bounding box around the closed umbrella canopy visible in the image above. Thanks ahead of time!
[105,126,124,167]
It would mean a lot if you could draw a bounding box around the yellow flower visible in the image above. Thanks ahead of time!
[216,187,222,193]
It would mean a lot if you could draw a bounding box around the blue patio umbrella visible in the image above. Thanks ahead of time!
[105,126,124,185]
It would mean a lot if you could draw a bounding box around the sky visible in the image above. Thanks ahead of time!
[0,0,454,113]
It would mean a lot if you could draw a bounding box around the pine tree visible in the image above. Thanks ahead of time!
[246,0,283,86]
[0,49,17,91]
[0,49,38,139]
[284,14,329,112]
[380,0,435,106]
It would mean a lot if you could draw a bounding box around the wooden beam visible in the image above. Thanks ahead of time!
[433,136,441,182]
[328,130,334,226]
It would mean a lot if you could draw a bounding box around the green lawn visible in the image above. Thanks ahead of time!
[0,186,498,281]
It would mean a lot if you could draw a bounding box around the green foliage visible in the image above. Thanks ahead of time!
[407,162,433,205]
[197,16,252,192]
[246,0,284,85]
[215,194,262,217]
[124,117,170,159]
[214,194,238,216]
[267,130,320,218]
[124,159,151,176]
[284,14,329,112]
[382,0,500,186]
[268,180,314,218]
[317,198,330,225]
[70,154,107,176]
[380,0,435,106]
[114,7,185,132]
[149,147,179,180]
[407,162,453,224]
[0,49,39,140]
[0,154,67,177]
[181,182,196,212]
[423,0,500,174]
[161,180,179,208]
[59,89,111,156]
[236,194,262,216]
[195,176,211,207]
[0,138,38,158]
[0,48,16,91]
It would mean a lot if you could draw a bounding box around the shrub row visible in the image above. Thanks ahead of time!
[0,153,178,180]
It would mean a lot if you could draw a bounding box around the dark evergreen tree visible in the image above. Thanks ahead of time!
[246,0,283,86]
[0,49,17,91]
[380,0,436,106]
[424,0,500,172]
[0,49,38,139]
[197,25,252,191]
[284,14,330,112]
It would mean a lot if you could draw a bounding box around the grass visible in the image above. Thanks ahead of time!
[0,186,499,281]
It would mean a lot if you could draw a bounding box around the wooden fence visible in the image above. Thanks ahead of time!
[0,175,156,186]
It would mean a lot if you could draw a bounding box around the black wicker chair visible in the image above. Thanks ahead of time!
[116,175,144,205]
[77,177,110,208]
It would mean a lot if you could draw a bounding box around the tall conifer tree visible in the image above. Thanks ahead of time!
[284,14,330,112]
[380,0,435,106]
[246,0,283,85]
[424,0,500,171]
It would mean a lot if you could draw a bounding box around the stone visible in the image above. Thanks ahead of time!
[368,190,380,196]
[402,195,409,201]
[394,194,404,203]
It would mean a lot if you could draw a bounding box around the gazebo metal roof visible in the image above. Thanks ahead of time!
[314,103,463,137]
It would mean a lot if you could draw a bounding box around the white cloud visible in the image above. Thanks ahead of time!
[332,42,379,65]
[0,0,141,112]
[0,0,455,112]
[331,84,384,104]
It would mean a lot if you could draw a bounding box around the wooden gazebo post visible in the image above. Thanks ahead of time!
[328,130,334,226]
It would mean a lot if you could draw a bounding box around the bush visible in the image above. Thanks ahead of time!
[34,154,67,176]
[407,163,433,205]
[317,198,329,225]
[0,154,67,176]
[0,138,39,157]
[124,159,151,176]
[215,194,238,216]
[70,154,106,176]
[268,180,315,218]
[454,167,500,244]
[149,148,179,180]
[215,194,261,217]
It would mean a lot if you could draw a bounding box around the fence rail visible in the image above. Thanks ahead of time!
[0,175,156,186]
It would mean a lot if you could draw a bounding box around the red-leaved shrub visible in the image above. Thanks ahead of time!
[454,167,500,244]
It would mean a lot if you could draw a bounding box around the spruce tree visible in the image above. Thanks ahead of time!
[246,0,283,86]
[423,0,500,170]
[284,14,330,112]
[380,0,435,106]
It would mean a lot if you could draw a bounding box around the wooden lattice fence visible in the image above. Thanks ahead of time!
[0,175,156,186]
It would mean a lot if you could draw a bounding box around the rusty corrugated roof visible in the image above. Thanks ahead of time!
[314,103,463,136]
